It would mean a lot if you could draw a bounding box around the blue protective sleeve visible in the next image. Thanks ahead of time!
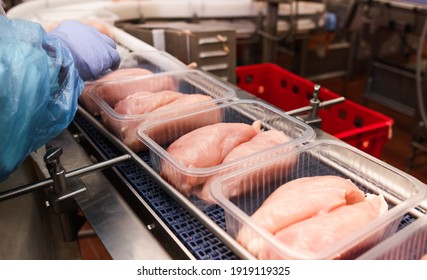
[0,17,84,181]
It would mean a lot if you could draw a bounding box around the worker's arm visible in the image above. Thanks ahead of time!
[0,17,119,181]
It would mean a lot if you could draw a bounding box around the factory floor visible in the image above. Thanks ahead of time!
[76,71,427,260]
[77,221,112,260]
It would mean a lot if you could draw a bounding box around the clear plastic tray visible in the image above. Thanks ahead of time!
[209,139,427,259]
[88,70,237,152]
[357,213,427,260]
[79,50,187,115]
[136,99,316,202]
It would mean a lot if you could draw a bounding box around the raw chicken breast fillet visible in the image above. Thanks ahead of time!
[236,176,366,255]
[80,68,154,115]
[114,90,183,115]
[100,90,183,149]
[97,75,176,109]
[198,130,296,204]
[162,121,262,194]
[80,68,176,115]
[250,176,365,233]
[120,94,218,152]
[220,130,292,163]
[263,193,388,259]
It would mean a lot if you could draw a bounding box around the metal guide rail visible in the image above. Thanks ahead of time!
[71,105,420,260]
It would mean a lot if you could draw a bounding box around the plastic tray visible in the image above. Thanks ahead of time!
[236,63,394,158]
[210,139,427,259]
[136,99,316,203]
[87,69,237,152]
[79,50,187,115]
[357,213,427,260]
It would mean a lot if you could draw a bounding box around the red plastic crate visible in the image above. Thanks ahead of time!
[236,63,394,158]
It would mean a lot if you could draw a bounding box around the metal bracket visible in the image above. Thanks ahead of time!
[0,143,131,242]
[44,146,88,242]
[0,154,131,202]
[287,84,345,128]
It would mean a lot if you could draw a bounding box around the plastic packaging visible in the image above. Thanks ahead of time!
[357,213,427,260]
[210,140,427,259]
[137,99,316,201]
[89,69,237,152]
[79,50,187,115]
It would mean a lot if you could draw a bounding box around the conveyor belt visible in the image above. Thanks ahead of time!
[73,111,418,260]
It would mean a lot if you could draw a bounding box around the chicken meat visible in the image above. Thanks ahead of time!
[120,94,218,152]
[243,176,365,233]
[100,90,183,147]
[79,68,155,115]
[80,68,176,115]
[197,130,297,204]
[114,90,183,115]
[260,193,388,259]
[236,176,366,256]
[161,121,262,194]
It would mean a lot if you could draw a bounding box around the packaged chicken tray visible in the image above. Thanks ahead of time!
[84,69,237,152]
[209,139,427,260]
[79,50,187,115]
[136,99,316,204]
[357,213,427,260]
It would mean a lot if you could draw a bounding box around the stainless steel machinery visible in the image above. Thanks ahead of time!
[362,0,427,116]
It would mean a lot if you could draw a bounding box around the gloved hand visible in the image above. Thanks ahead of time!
[48,20,120,81]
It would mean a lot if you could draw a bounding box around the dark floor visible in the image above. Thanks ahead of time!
[77,222,111,260]
[76,70,427,260]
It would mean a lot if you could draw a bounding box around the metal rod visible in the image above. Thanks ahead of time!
[57,188,88,202]
[0,154,131,202]
[0,177,53,202]
[320,96,345,107]
[286,105,313,116]
[286,96,345,116]
[66,154,131,178]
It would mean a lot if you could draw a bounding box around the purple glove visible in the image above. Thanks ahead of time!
[48,20,120,81]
